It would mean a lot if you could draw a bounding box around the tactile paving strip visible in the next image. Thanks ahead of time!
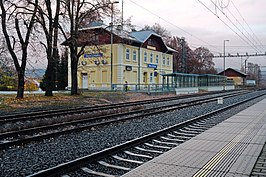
[250,142,266,176]
[122,99,266,177]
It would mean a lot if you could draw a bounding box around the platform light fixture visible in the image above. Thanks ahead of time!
[110,0,119,90]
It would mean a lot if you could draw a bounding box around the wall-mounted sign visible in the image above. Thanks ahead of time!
[125,65,132,71]
[147,45,156,50]
[84,53,103,58]
[147,64,157,69]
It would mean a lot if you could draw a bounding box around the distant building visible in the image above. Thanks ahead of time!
[218,68,247,86]
[64,22,175,90]
[246,80,256,86]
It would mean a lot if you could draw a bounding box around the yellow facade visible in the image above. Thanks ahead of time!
[69,44,173,90]
[227,76,244,86]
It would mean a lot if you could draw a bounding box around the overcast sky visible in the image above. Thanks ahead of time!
[119,0,266,70]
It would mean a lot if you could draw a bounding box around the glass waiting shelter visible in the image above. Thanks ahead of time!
[198,74,225,87]
[162,73,199,90]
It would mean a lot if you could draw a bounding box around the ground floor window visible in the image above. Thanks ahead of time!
[150,72,153,83]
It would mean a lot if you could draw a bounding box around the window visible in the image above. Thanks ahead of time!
[150,73,153,83]
[167,57,170,66]
[148,39,152,45]
[126,49,130,60]
[133,50,137,61]
[144,51,147,62]
[156,55,159,64]
[150,53,153,63]
[162,55,166,65]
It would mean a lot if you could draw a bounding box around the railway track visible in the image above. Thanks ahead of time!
[0,90,246,124]
[0,90,250,149]
[27,91,266,177]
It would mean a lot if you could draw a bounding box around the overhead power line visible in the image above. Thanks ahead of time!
[198,0,263,53]
[126,0,221,53]
[217,0,263,52]
[223,1,264,52]
[230,0,266,51]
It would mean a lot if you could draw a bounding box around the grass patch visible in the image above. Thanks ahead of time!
[0,91,174,113]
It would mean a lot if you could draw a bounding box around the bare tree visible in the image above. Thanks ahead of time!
[194,47,216,74]
[143,23,171,43]
[247,62,261,84]
[60,0,113,95]
[32,0,61,96]
[0,0,38,98]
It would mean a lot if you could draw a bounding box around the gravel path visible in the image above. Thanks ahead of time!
[0,90,265,177]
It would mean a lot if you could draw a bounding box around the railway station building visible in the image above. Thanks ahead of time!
[218,68,247,86]
[66,22,175,91]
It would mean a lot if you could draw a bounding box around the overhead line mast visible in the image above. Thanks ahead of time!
[213,52,266,58]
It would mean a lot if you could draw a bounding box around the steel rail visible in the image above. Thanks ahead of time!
[0,90,245,124]
[0,91,248,149]
[27,92,266,177]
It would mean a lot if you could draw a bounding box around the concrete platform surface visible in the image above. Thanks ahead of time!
[122,99,266,177]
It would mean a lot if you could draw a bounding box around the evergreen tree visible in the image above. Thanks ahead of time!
[56,48,68,90]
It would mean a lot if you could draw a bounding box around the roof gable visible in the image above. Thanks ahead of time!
[63,23,175,52]
[129,30,160,43]
[129,30,168,52]
[218,68,247,77]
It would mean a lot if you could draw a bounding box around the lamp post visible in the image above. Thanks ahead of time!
[223,39,229,90]
[110,0,119,90]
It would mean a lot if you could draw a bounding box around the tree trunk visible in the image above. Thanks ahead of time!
[70,48,79,95]
[45,59,54,96]
[45,68,54,96]
[44,0,60,96]
[16,71,25,99]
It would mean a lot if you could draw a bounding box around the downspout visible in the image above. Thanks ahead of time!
[138,43,143,90]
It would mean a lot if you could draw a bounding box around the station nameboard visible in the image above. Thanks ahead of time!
[84,53,103,58]
[147,64,157,69]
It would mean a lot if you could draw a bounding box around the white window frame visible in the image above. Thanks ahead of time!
[150,72,153,83]
[133,50,137,61]
[150,53,153,63]
[144,51,147,63]
[162,55,166,65]
[156,54,159,64]
[126,49,130,60]
[167,57,170,66]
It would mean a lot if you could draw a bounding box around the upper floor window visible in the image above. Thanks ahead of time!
[167,57,170,66]
[133,50,137,61]
[150,53,153,63]
[126,49,130,60]
[150,73,153,83]
[156,55,159,64]
[162,55,166,65]
[148,39,152,45]
[144,51,147,63]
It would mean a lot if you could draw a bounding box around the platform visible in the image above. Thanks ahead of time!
[122,99,266,177]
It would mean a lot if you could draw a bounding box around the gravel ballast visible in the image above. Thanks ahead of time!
[0,91,265,177]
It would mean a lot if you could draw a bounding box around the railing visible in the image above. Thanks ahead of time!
[83,80,235,92]
[84,83,176,92]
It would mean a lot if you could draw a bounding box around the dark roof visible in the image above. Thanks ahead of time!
[76,24,176,52]
[87,21,105,28]
[129,30,176,52]
[129,30,161,43]
[218,68,247,77]
[199,74,225,78]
